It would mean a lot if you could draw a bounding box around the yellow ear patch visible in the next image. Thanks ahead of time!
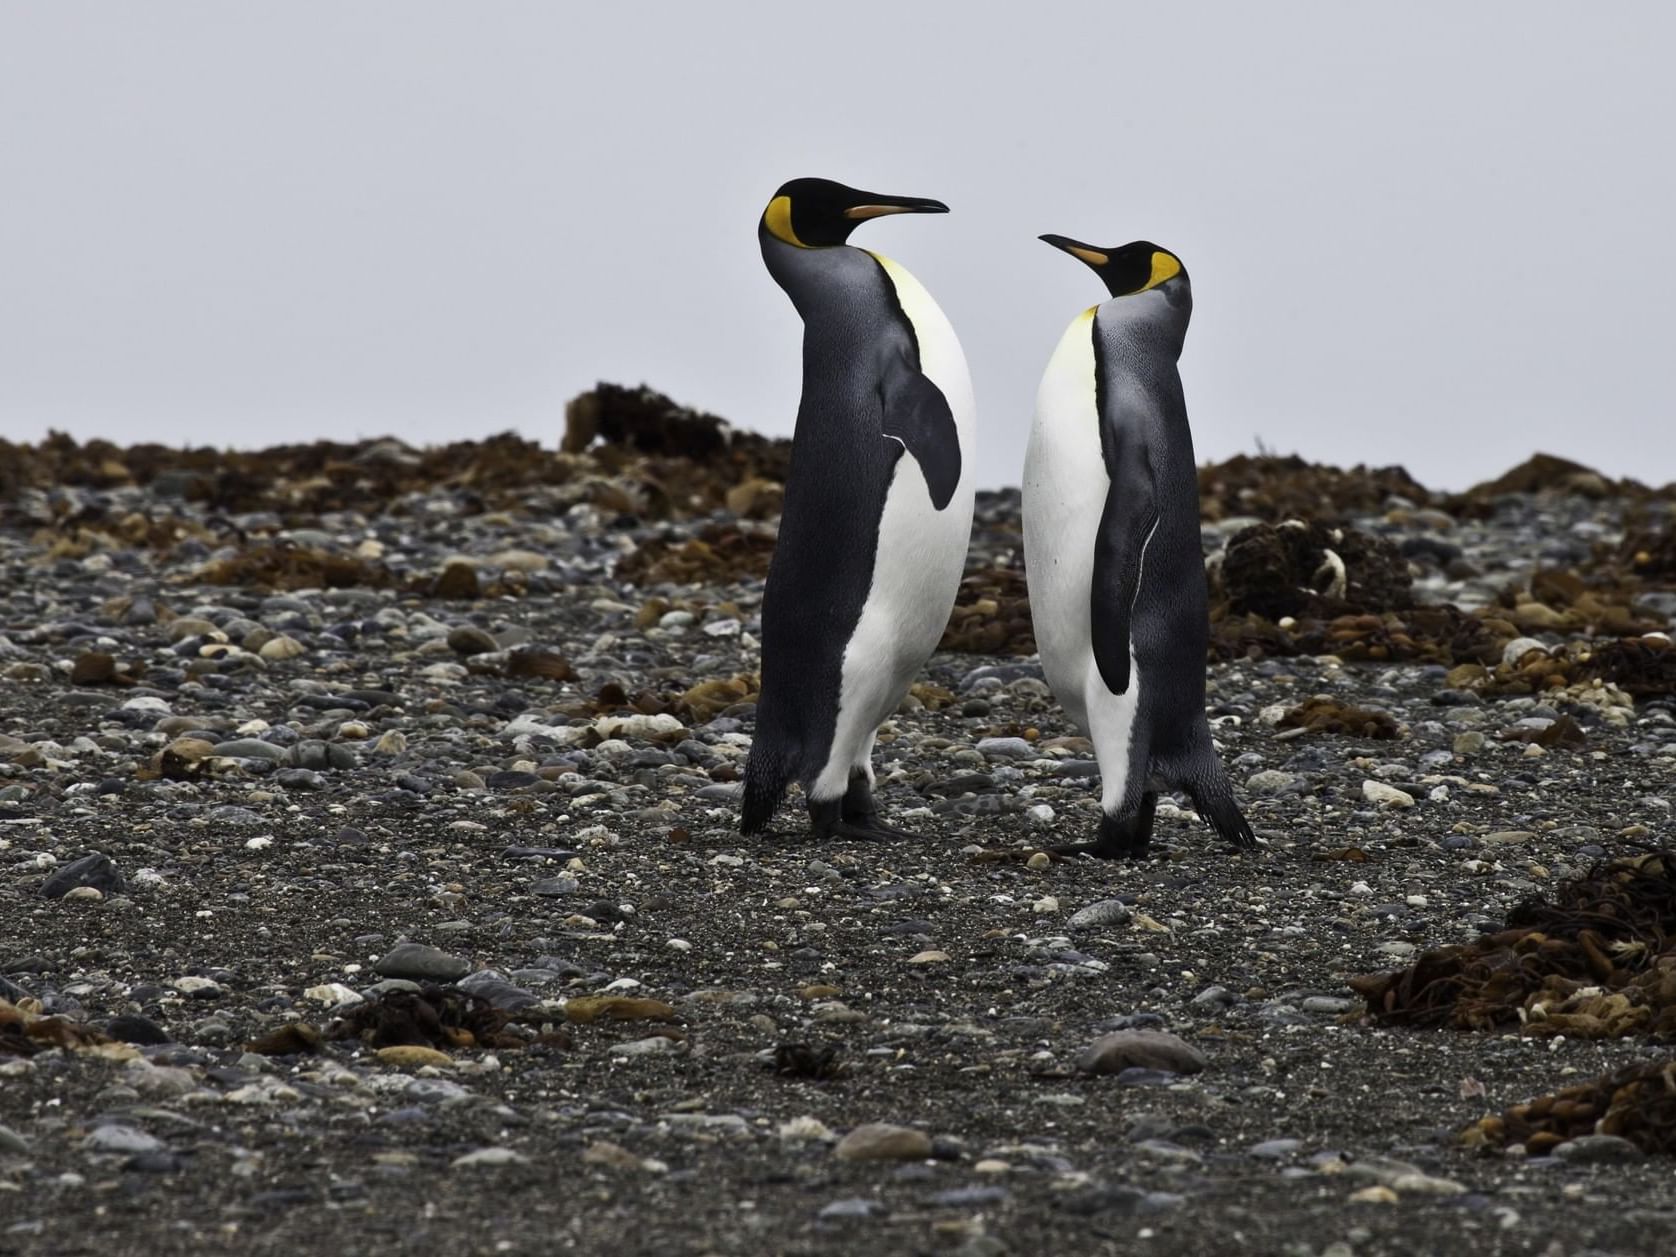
[1143,251,1182,290]
[764,196,808,248]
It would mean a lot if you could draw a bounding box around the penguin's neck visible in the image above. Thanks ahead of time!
[1098,283,1192,362]
[759,229,878,323]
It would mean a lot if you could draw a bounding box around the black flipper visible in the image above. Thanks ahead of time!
[879,349,960,510]
[1090,418,1157,697]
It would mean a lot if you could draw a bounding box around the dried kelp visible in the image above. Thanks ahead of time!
[198,543,397,592]
[326,985,528,1051]
[1215,521,1414,621]
[1197,454,1432,524]
[1351,851,1676,1040]
[1277,696,1402,739]
[940,566,1034,655]
[616,522,777,586]
[1461,1058,1676,1156]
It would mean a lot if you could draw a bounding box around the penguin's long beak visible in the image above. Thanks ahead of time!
[845,195,950,220]
[1039,234,1109,267]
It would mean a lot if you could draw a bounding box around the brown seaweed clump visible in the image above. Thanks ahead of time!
[245,987,578,1060]
[1277,696,1402,739]
[774,1041,847,1080]
[1434,637,1676,706]
[1619,503,1676,581]
[3,385,793,526]
[1454,452,1619,504]
[940,566,1035,655]
[198,543,397,592]
[1215,521,1414,621]
[326,986,528,1051]
[1461,1058,1676,1157]
[1350,851,1676,1040]
[615,522,778,586]
[1579,636,1676,700]
[1,999,133,1060]
[1485,567,1661,638]
[1210,606,1515,670]
[673,674,760,723]
[562,383,791,516]
[1197,454,1432,523]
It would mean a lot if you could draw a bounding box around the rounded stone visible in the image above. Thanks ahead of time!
[1079,1029,1208,1076]
[374,943,470,982]
[41,853,126,899]
[834,1123,933,1162]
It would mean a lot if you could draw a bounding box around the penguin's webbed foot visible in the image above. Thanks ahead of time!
[841,776,922,840]
[808,796,921,843]
[1047,794,1158,861]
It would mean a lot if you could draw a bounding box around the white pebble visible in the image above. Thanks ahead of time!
[778,1115,833,1142]
[304,983,362,1007]
[1362,780,1415,808]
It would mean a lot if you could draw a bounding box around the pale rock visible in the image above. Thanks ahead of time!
[1247,769,1298,796]
[1068,899,1132,930]
[304,982,363,1007]
[259,635,306,661]
[834,1123,932,1161]
[451,1146,530,1168]
[778,1115,833,1142]
[1362,780,1415,808]
[1079,1029,1207,1076]
[1501,636,1550,666]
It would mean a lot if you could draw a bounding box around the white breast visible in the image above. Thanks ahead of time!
[1023,307,1143,810]
[810,252,977,797]
[1024,309,1102,714]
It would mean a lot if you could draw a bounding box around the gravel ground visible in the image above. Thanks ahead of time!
[3,439,1675,1257]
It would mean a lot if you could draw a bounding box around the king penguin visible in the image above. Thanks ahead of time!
[741,177,976,841]
[1022,234,1255,858]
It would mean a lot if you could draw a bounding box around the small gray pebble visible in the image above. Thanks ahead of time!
[1553,1134,1645,1164]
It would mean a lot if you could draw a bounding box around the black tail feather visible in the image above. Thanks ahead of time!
[1188,772,1257,851]
[741,740,793,835]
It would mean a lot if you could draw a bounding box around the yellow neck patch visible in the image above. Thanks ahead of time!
[763,196,808,248]
[1143,251,1182,291]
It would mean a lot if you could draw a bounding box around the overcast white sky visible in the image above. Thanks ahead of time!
[2,2,1673,491]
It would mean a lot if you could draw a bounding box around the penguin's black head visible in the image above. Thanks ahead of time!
[762,178,949,248]
[1039,235,1186,298]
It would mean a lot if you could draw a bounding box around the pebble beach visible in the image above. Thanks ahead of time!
[3,388,1676,1256]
